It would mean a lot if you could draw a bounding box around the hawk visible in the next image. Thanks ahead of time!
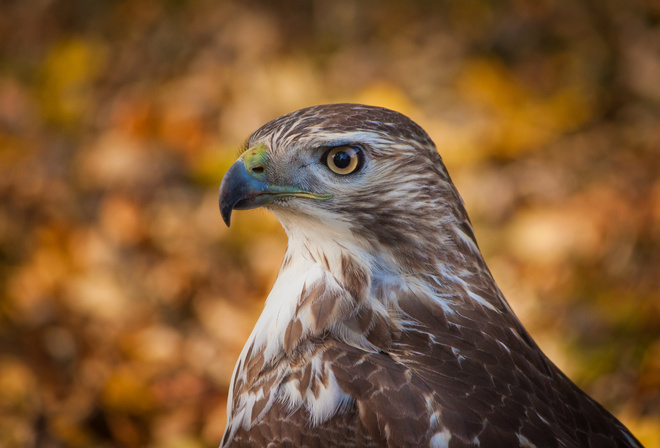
[217,104,642,447]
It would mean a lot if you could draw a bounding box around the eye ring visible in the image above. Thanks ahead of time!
[325,146,363,175]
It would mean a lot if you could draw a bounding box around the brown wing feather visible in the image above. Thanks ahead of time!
[228,398,379,448]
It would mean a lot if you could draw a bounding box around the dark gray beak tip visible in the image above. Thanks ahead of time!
[218,159,264,227]
[219,198,232,227]
[218,161,245,228]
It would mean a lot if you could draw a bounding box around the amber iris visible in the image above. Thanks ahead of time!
[326,146,362,175]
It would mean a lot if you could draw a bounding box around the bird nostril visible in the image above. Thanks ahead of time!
[252,166,265,174]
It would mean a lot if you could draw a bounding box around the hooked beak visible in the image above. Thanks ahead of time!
[218,145,331,226]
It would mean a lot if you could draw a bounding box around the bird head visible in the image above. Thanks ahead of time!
[219,104,477,272]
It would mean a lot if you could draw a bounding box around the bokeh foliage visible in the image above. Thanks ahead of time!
[1,0,659,446]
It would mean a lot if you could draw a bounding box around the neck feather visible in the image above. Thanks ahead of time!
[243,209,509,370]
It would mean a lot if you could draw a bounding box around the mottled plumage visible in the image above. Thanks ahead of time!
[218,104,641,447]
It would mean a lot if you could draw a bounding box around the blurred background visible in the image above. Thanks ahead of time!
[1,0,659,446]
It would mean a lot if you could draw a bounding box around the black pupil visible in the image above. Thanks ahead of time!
[333,151,351,169]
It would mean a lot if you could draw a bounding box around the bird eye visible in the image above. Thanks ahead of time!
[325,146,363,175]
